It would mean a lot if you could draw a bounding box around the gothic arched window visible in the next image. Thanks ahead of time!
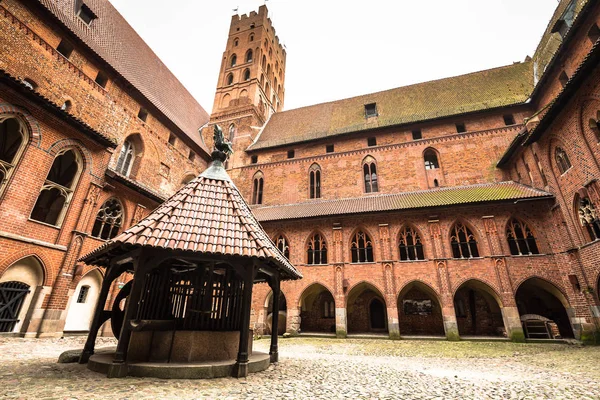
[399,225,425,260]
[0,115,28,196]
[506,218,540,255]
[450,222,479,258]
[589,113,600,142]
[309,164,321,199]
[243,68,251,81]
[230,54,237,67]
[228,124,236,141]
[363,158,378,193]
[262,55,266,69]
[245,49,253,63]
[307,233,327,265]
[91,198,123,240]
[226,73,234,86]
[578,197,600,242]
[31,149,81,226]
[116,140,135,177]
[252,172,264,205]
[424,149,440,170]
[351,230,374,263]
[275,235,290,259]
[555,147,572,175]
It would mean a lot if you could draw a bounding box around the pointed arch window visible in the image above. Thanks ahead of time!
[31,149,81,226]
[399,225,425,260]
[589,112,600,142]
[307,233,327,265]
[228,124,236,141]
[243,69,251,81]
[245,49,253,63]
[309,164,321,199]
[450,222,479,258]
[363,158,378,193]
[230,54,237,67]
[275,235,290,259]
[0,116,29,196]
[116,140,135,177]
[578,197,600,242]
[555,147,571,175]
[506,218,540,255]
[262,55,267,69]
[226,73,234,86]
[424,149,440,170]
[252,173,264,205]
[91,198,123,240]
[351,230,374,263]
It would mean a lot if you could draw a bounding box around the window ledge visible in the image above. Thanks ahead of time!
[451,257,484,261]
[349,262,377,265]
[397,259,429,263]
[28,218,61,230]
[508,253,547,258]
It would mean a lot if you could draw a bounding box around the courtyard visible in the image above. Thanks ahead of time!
[0,336,598,399]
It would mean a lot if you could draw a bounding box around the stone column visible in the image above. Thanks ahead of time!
[501,306,525,342]
[382,262,399,339]
[436,259,459,341]
[334,264,347,338]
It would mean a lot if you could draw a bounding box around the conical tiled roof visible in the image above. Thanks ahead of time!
[80,160,301,280]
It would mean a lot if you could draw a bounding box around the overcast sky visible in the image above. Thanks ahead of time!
[110,0,559,113]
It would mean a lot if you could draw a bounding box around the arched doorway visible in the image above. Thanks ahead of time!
[0,256,44,333]
[454,280,505,337]
[516,278,574,338]
[299,283,335,333]
[266,291,287,335]
[347,282,388,334]
[397,282,445,336]
[64,269,103,332]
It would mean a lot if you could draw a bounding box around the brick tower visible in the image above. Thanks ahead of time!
[203,5,286,169]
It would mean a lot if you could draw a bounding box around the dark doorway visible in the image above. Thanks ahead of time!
[369,299,386,329]
[347,283,388,333]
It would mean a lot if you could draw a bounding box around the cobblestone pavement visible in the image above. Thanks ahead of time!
[0,336,599,399]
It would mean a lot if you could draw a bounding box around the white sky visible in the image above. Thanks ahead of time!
[110,0,559,113]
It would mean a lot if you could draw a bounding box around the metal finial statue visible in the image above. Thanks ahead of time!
[212,124,234,161]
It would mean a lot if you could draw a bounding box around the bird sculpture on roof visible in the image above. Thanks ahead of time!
[213,124,234,160]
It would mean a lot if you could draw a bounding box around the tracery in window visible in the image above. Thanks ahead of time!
[506,218,540,255]
[450,222,479,259]
[115,140,135,177]
[578,197,600,242]
[31,149,81,226]
[307,233,327,265]
[91,198,123,240]
[363,157,378,193]
[275,235,290,259]
[0,116,28,196]
[309,164,321,199]
[555,147,571,175]
[351,230,374,263]
[399,225,425,260]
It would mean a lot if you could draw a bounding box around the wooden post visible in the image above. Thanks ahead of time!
[268,273,280,363]
[79,262,118,364]
[233,263,255,378]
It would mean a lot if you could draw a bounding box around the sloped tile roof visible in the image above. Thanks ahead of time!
[36,0,209,153]
[81,161,301,280]
[251,182,553,222]
[249,62,534,150]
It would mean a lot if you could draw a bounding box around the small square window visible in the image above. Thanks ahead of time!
[364,103,377,118]
[56,39,73,59]
[251,155,258,164]
[95,70,108,88]
[77,3,97,25]
[287,150,295,159]
[77,286,89,303]
[188,150,196,162]
[137,108,148,122]
[503,114,516,126]
[367,137,377,147]
[456,123,466,133]
[326,144,334,153]
[168,132,176,146]
[412,129,422,140]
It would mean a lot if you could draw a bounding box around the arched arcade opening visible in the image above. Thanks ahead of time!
[299,283,335,334]
[347,282,387,334]
[454,280,505,337]
[397,282,445,336]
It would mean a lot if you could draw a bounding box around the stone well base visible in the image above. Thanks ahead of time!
[88,351,270,379]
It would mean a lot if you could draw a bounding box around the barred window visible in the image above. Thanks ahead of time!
[307,233,327,265]
[275,235,290,259]
[116,140,135,177]
[31,149,81,226]
[450,222,479,259]
[555,147,571,174]
[91,198,123,240]
[351,231,374,263]
[309,164,321,199]
[399,225,425,260]
[506,218,539,255]
[363,158,378,193]
[77,285,90,303]
[0,116,28,196]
